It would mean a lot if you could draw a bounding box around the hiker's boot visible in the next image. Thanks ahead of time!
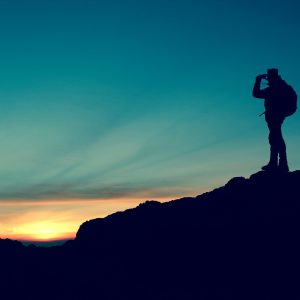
[261,149,278,172]
[278,163,289,172]
[261,163,278,172]
[278,152,289,172]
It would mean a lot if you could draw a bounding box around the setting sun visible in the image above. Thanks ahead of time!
[13,220,75,241]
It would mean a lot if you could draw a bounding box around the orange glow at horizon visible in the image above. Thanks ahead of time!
[0,193,203,242]
[9,221,76,241]
[0,198,145,241]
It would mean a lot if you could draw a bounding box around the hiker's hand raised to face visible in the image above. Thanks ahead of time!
[256,74,267,80]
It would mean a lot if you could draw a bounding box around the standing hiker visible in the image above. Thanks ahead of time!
[252,68,297,172]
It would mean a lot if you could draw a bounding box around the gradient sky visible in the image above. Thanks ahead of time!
[0,0,300,241]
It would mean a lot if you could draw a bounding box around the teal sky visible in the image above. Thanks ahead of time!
[0,0,300,203]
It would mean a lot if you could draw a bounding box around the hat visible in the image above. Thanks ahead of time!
[267,68,279,78]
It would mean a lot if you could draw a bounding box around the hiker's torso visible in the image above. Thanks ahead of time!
[264,80,287,116]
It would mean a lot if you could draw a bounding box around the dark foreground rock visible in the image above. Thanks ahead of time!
[1,171,300,299]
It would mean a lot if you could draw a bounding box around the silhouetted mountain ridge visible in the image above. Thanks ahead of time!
[75,170,300,247]
[1,170,300,300]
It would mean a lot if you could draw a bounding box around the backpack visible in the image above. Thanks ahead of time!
[282,83,297,117]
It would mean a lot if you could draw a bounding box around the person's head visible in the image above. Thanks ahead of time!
[267,68,281,85]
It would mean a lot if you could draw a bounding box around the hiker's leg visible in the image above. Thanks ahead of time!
[276,119,289,171]
[266,121,279,167]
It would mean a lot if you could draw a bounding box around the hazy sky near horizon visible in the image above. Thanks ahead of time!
[0,0,300,240]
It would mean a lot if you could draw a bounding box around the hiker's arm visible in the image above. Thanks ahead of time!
[252,75,267,99]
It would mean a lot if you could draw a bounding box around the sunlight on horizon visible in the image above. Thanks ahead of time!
[0,191,206,241]
[0,198,148,241]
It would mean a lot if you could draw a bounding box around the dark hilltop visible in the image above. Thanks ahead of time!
[1,170,300,300]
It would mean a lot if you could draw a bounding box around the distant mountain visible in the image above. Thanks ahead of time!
[1,170,300,299]
[21,239,69,247]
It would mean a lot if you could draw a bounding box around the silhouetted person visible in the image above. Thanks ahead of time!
[253,68,296,172]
